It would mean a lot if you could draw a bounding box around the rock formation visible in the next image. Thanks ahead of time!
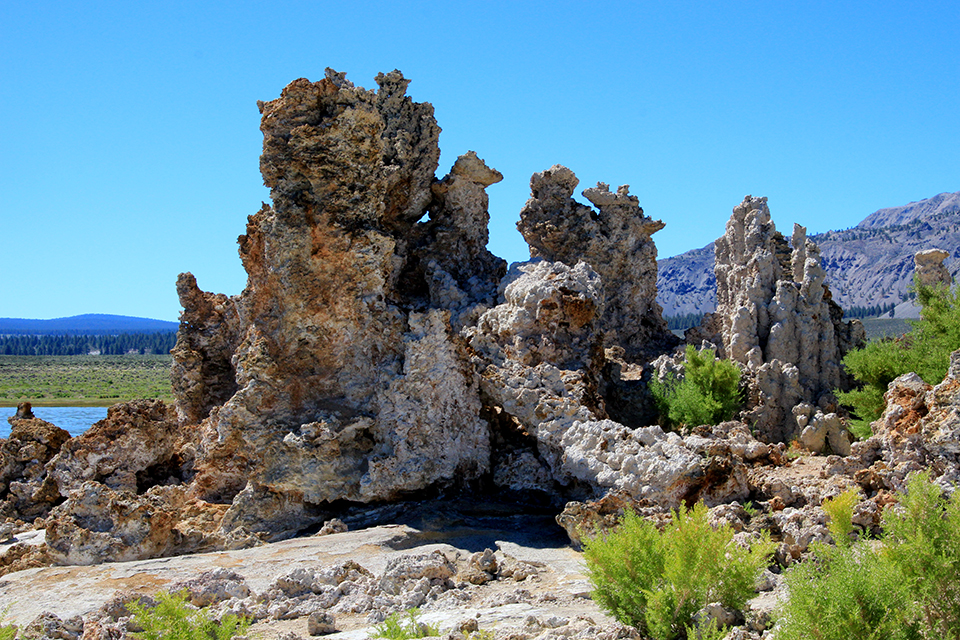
[0,70,895,573]
[914,248,951,288]
[171,69,499,541]
[657,190,960,319]
[710,196,865,447]
[0,417,69,521]
[517,165,678,361]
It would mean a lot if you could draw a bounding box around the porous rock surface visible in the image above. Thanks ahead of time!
[517,165,678,361]
[0,417,70,522]
[0,72,874,569]
[914,248,951,289]
[709,196,865,448]
[175,69,494,541]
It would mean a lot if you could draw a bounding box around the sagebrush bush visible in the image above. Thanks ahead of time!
[777,471,960,640]
[838,281,960,435]
[369,608,440,639]
[649,345,742,428]
[128,591,250,640]
[583,502,774,640]
[883,471,960,638]
[822,487,860,548]
[0,605,15,640]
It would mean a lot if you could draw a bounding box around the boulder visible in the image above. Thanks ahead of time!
[0,417,71,521]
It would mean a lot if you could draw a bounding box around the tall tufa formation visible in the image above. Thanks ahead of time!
[517,165,678,361]
[171,69,503,539]
[712,196,865,446]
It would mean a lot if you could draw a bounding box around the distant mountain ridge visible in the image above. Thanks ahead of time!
[657,191,960,318]
[0,314,179,336]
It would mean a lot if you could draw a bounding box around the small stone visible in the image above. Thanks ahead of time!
[307,611,337,635]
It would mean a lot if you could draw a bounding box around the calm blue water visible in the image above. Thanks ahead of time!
[1,406,106,439]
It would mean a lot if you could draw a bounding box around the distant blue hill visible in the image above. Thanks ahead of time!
[0,314,179,336]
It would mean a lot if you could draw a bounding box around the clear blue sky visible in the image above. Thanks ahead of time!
[2,1,957,322]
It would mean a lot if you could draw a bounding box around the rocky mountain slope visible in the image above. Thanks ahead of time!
[657,191,960,318]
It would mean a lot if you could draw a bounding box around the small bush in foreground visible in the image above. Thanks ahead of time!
[776,471,960,640]
[0,605,15,640]
[128,591,250,640]
[369,608,440,639]
[650,345,742,429]
[583,502,774,640]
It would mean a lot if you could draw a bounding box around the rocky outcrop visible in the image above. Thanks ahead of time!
[168,69,501,541]
[170,273,243,425]
[2,69,860,569]
[517,165,678,361]
[914,248,951,288]
[711,196,864,446]
[50,400,189,495]
[0,418,70,521]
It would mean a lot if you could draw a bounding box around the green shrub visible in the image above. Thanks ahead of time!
[883,471,960,638]
[369,608,440,639]
[128,591,250,640]
[582,502,774,640]
[822,487,860,548]
[0,605,15,640]
[838,281,960,435]
[776,540,919,640]
[776,471,960,640]
[650,345,742,429]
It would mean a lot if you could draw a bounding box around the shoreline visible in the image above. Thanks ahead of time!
[0,397,172,408]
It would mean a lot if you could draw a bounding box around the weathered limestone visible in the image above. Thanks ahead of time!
[170,273,242,425]
[3,69,844,569]
[170,69,496,541]
[517,165,678,360]
[50,400,189,496]
[0,418,70,521]
[914,248,951,288]
[466,259,605,497]
[712,196,864,445]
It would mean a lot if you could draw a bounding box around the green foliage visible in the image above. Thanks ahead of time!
[0,332,176,356]
[649,345,742,429]
[128,591,250,640]
[838,281,960,435]
[883,471,960,638]
[776,541,919,640]
[0,354,174,406]
[822,487,860,548]
[0,604,16,640]
[369,608,440,639]
[582,502,774,640]
[776,471,960,640]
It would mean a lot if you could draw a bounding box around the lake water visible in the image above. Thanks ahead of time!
[1,406,107,439]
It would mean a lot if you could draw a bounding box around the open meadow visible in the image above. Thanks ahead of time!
[0,354,174,407]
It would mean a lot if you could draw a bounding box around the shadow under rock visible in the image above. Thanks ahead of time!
[329,497,570,553]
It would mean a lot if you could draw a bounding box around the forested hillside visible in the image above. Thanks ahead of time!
[0,332,176,356]
[0,314,178,335]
